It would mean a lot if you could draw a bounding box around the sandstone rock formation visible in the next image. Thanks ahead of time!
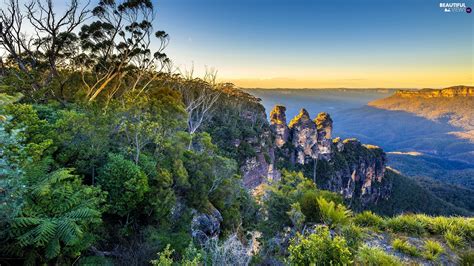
[270,105,289,148]
[315,112,333,139]
[288,108,318,164]
[268,105,390,205]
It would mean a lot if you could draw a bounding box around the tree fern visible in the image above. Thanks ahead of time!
[5,163,105,263]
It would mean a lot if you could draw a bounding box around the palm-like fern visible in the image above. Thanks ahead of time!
[8,167,104,262]
[317,197,352,228]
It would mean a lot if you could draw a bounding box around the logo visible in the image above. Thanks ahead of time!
[439,2,471,13]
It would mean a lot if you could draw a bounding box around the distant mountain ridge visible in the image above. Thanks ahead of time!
[394,85,474,98]
[369,85,474,141]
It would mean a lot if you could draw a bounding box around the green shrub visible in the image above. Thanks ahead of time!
[444,229,464,249]
[97,153,149,217]
[151,244,174,266]
[354,211,384,228]
[150,243,202,266]
[392,238,419,257]
[341,224,364,252]
[288,226,352,265]
[317,197,351,228]
[459,249,474,266]
[386,215,426,235]
[354,245,401,266]
[299,191,320,223]
[422,240,444,261]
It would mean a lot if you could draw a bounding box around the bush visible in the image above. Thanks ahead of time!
[299,191,320,223]
[354,245,401,266]
[386,215,426,235]
[288,226,352,265]
[341,224,364,252]
[392,238,419,257]
[459,250,474,266]
[354,211,384,228]
[97,153,149,217]
[422,240,444,261]
[317,197,351,228]
[150,243,202,266]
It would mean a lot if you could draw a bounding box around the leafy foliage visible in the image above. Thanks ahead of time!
[98,153,149,218]
[7,166,104,263]
[288,226,352,265]
[317,197,352,229]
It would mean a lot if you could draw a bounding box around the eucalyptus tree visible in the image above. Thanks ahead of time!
[78,0,170,103]
[0,0,90,100]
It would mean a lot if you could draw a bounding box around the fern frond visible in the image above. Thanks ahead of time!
[45,238,60,260]
[12,217,42,228]
[64,207,100,220]
[56,220,77,245]
[32,220,56,246]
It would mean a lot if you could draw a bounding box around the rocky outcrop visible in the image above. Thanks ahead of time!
[191,205,223,245]
[269,105,390,205]
[202,85,280,190]
[329,139,389,205]
[315,112,333,140]
[288,109,318,164]
[314,112,333,160]
[270,105,289,148]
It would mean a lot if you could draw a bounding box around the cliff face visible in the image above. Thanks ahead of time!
[203,85,280,189]
[394,85,474,98]
[269,106,390,205]
[369,85,474,141]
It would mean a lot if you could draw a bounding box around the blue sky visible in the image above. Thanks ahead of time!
[156,0,473,88]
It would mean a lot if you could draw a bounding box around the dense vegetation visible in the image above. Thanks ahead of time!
[0,0,472,265]
[365,169,471,216]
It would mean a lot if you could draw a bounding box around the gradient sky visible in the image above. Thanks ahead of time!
[156,0,473,88]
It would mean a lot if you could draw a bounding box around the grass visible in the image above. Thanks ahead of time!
[353,211,384,228]
[385,215,426,235]
[422,240,444,261]
[459,250,474,266]
[392,238,419,257]
[354,245,401,266]
[444,229,465,249]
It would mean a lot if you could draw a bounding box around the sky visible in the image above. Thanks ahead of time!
[156,0,473,88]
